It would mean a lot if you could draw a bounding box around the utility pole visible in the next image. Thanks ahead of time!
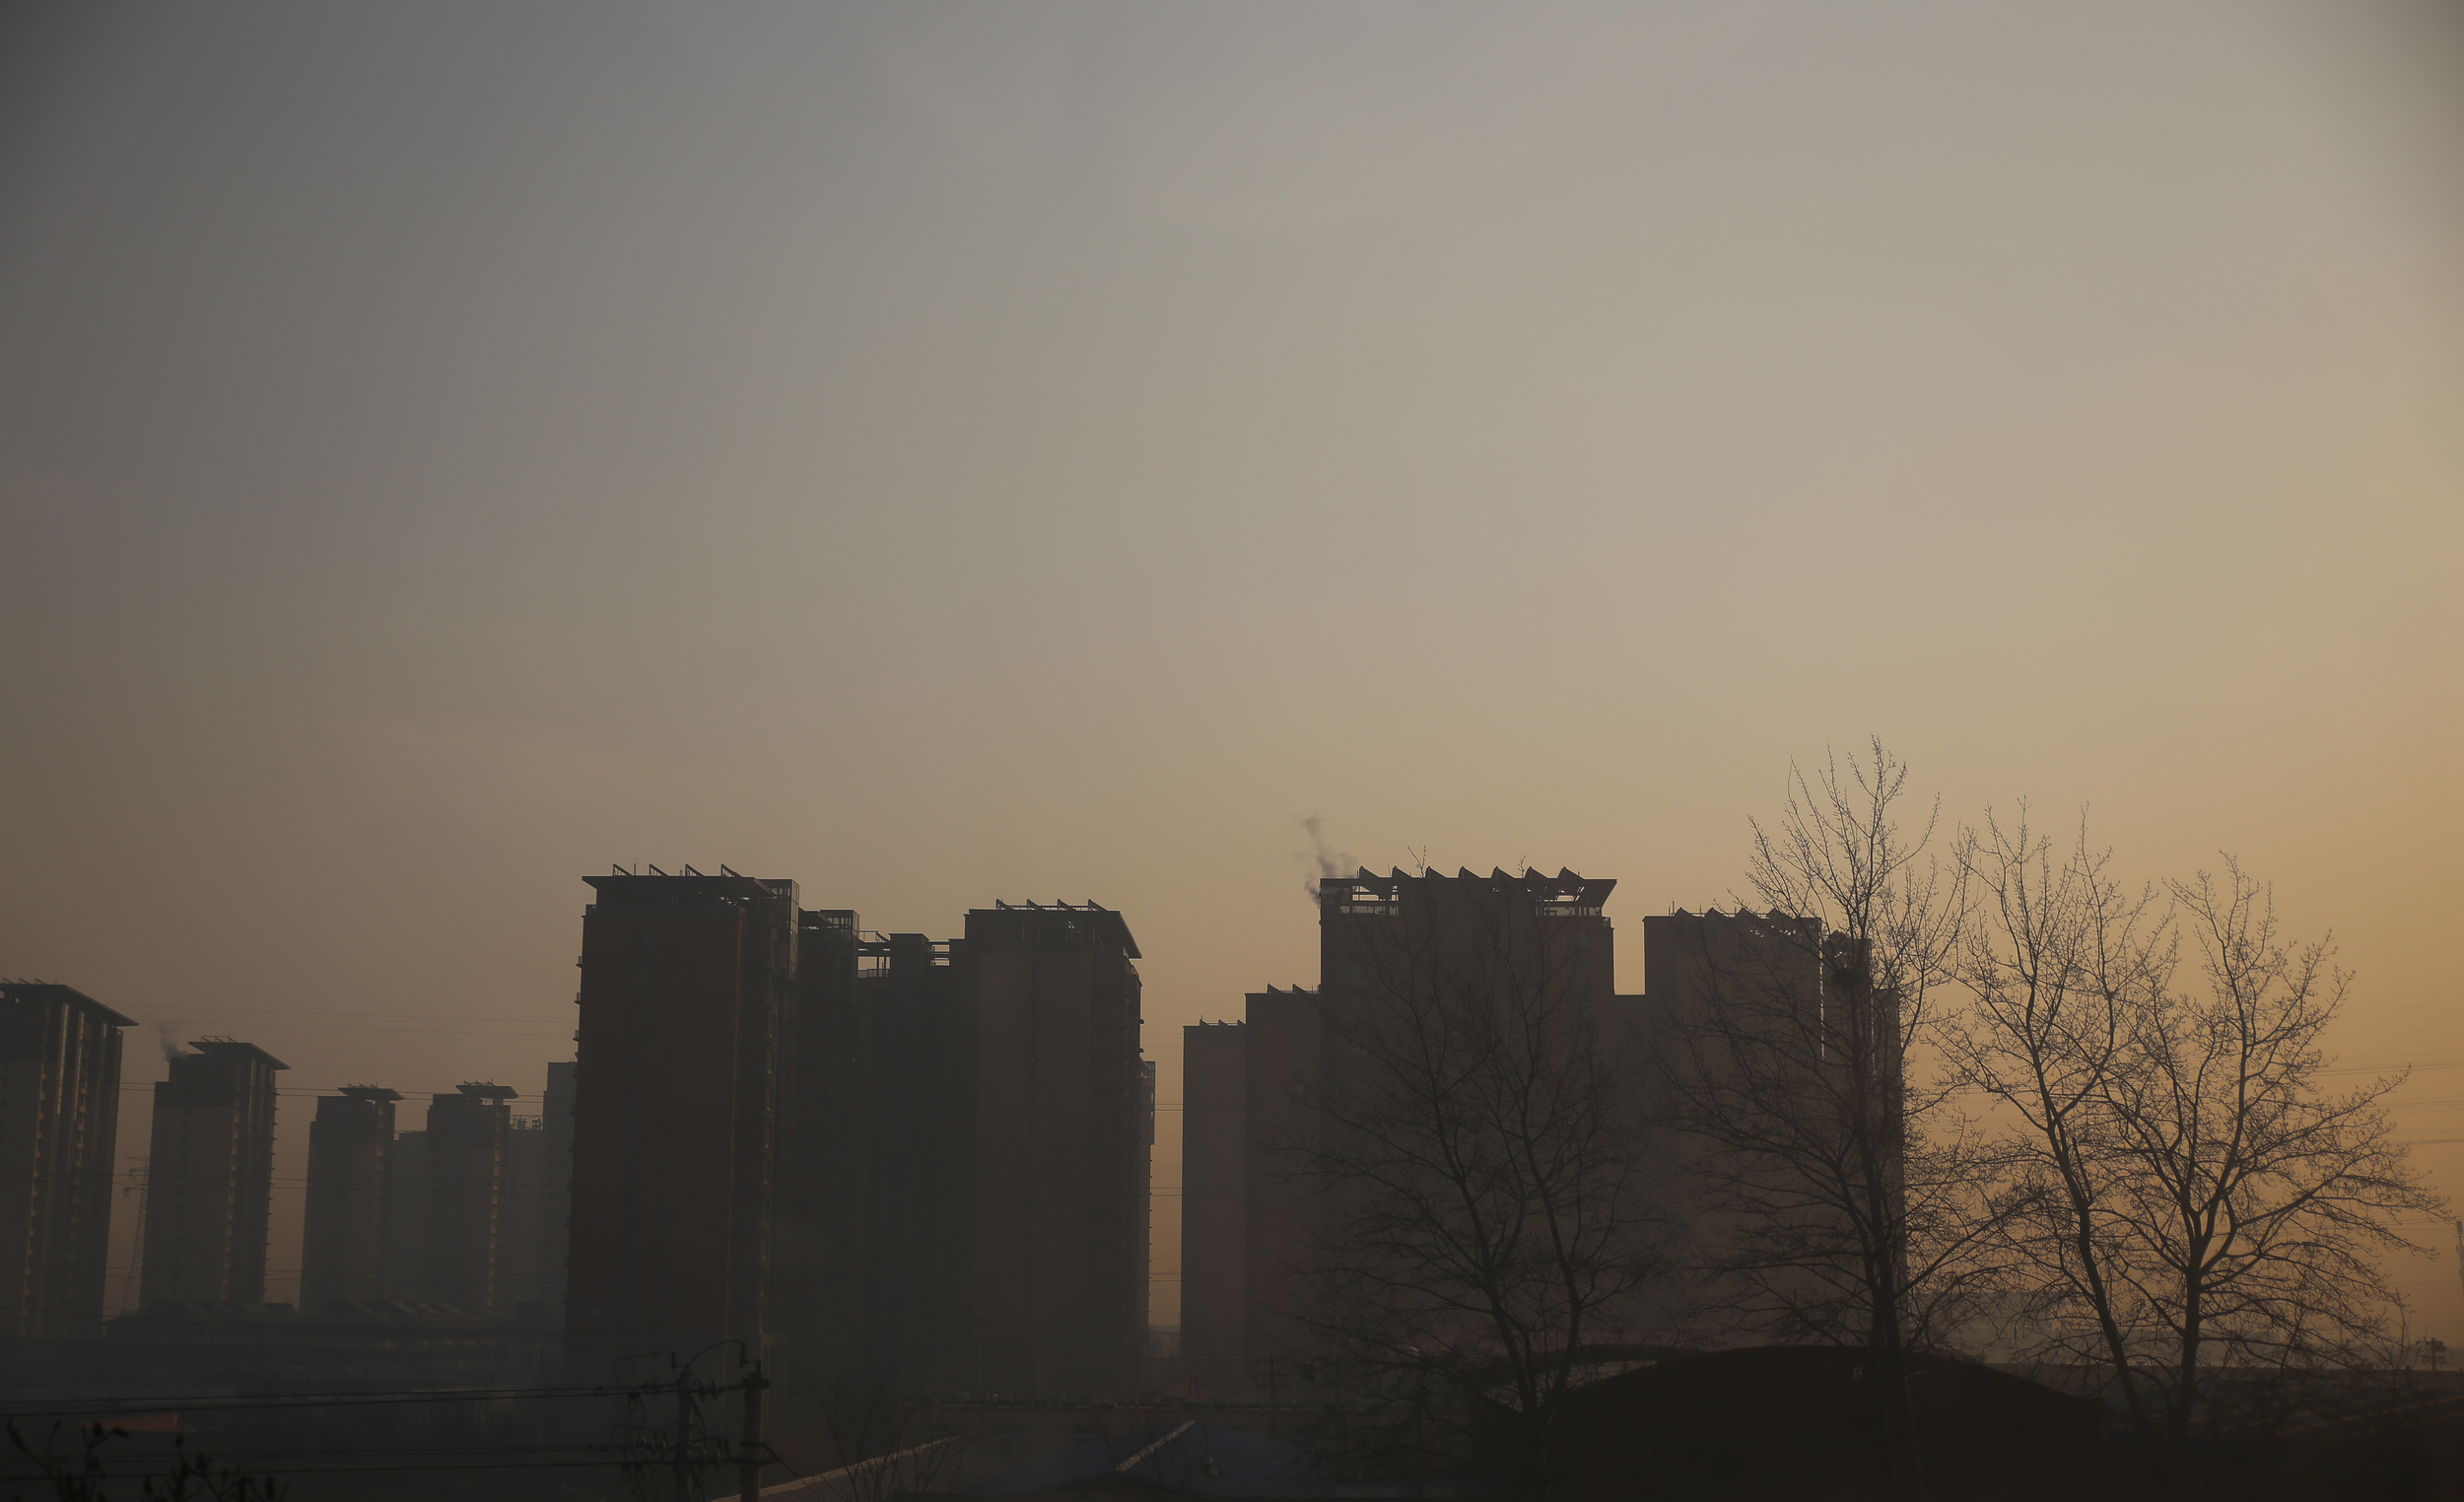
[739,1361,768,1501]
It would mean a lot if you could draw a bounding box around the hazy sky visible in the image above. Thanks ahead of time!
[4,1,2460,1331]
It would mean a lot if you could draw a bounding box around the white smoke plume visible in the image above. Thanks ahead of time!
[1297,814,1355,901]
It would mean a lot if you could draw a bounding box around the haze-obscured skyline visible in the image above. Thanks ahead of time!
[4,1,2460,1331]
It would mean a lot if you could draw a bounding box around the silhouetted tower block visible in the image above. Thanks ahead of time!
[0,984,133,1338]
[1639,910,1825,1043]
[299,1086,400,1312]
[424,1082,516,1316]
[958,900,1149,1398]
[542,1060,576,1309]
[140,1040,286,1306]
[381,1129,429,1300]
[1640,908,1900,1282]
[773,908,858,1389]
[1180,1019,1247,1384]
[1242,868,1628,1366]
[779,918,976,1397]
[568,869,797,1367]
[500,1060,577,1323]
[1239,986,1320,1371]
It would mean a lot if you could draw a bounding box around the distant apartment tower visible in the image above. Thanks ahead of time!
[959,901,1151,1397]
[500,1060,577,1322]
[1179,1018,1247,1380]
[0,983,134,1337]
[140,1040,286,1306]
[567,870,796,1367]
[423,1083,517,1316]
[542,1060,577,1311]
[381,1128,429,1301]
[1238,985,1322,1374]
[1234,868,1630,1371]
[299,1086,401,1312]
[778,920,973,1394]
[777,900,1154,1400]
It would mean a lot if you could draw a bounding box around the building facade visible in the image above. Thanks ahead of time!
[567,872,1155,1400]
[959,901,1152,1398]
[0,983,133,1338]
[780,901,1155,1400]
[140,1040,286,1307]
[299,1085,400,1313]
[778,918,975,1398]
[499,1060,577,1324]
[566,869,796,1370]
[424,1082,516,1317]
[1195,869,1638,1381]
[381,1128,429,1301]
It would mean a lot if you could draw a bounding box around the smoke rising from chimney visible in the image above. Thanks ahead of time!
[155,1021,188,1061]
[1297,815,1354,902]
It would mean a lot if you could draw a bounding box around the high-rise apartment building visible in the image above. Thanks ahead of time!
[779,919,974,1395]
[1212,869,1633,1375]
[960,901,1151,1397]
[1181,873,1871,1377]
[779,901,1153,1400]
[140,1040,285,1307]
[0,983,133,1338]
[568,871,1154,1400]
[567,869,796,1369]
[299,1085,400,1312]
[1238,985,1324,1373]
[424,1082,516,1317]
[382,1128,429,1301]
[500,1060,577,1323]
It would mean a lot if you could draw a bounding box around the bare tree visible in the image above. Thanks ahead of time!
[1277,869,1668,1502]
[1942,808,2170,1423]
[1950,824,2446,1486]
[1655,740,1996,1499]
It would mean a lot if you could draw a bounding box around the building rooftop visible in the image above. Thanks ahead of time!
[583,866,796,911]
[0,981,136,1028]
[180,1039,290,1070]
[1319,866,1616,913]
[967,900,1141,958]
